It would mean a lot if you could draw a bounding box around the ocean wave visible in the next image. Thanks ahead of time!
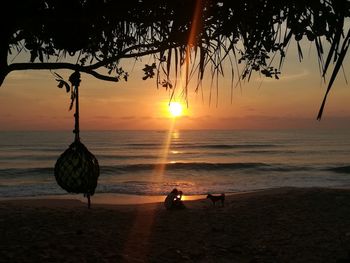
[96,154,157,160]
[123,142,279,150]
[0,162,318,178]
[0,183,65,198]
[126,143,162,148]
[194,144,278,149]
[0,162,275,177]
[101,162,270,174]
[0,167,53,177]
[326,166,350,174]
[9,147,66,152]
[100,162,318,174]
[1,163,347,180]
[0,155,58,161]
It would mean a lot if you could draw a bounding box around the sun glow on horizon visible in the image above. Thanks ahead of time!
[169,102,183,118]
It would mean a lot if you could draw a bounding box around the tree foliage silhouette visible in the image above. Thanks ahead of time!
[1,0,349,118]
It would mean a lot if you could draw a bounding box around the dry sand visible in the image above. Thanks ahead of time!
[1,187,350,263]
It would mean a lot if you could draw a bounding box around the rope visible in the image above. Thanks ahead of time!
[68,71,81,142]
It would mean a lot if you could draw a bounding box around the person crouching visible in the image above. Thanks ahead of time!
[164,188,185,210]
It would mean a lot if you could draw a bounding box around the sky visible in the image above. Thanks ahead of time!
[0,40,349,131]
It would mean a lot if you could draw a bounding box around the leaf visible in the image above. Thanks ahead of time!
[53,72,63,79]
[297,42,303,62]
[69,91,76,111]
[30,50,37,63]
[56,79,70,92]
[38,49,44,62]
[65,83,70,93]
[69,100,74,111]
[123,73,128,81]
[322,29,342,77]
[167,48,172,78]
[317,29,350,120]
[57,81,64,88]
[142,63,156,80]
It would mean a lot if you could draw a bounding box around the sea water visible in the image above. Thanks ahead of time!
[0,130,349,198]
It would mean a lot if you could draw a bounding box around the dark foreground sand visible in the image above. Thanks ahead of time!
[1,188,350,263]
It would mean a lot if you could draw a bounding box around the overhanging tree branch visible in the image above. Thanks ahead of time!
[6,62,120,82]
[1,0,349,119]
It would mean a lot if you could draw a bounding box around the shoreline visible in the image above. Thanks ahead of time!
[0,186,348,205]
[0,189,266,205]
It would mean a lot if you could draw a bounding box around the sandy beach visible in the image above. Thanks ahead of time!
[1,187,350,263]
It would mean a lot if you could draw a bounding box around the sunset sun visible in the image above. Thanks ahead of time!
[169,102,183,117]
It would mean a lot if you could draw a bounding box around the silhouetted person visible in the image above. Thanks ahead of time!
[164,188,185,210]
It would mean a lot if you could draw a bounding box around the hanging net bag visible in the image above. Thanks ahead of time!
[54,71,99,208]
[55,141,99,198]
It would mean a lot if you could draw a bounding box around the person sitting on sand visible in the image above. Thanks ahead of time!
[164,188,185,210]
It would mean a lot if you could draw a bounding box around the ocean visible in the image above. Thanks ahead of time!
[0,130,349,198]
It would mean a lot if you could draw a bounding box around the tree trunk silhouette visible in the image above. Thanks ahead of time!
[0,37,9,86]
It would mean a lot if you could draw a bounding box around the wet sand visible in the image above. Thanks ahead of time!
[1,187,350,262]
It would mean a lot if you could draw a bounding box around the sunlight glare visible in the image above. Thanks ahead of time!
[169,102,183,117]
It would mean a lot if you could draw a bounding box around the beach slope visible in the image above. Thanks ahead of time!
[1,188,350,263]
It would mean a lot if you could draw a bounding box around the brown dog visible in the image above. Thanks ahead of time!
[206,193,225,207]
